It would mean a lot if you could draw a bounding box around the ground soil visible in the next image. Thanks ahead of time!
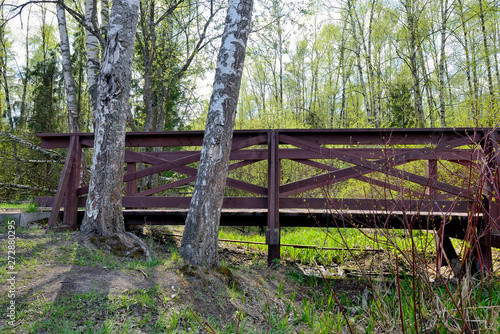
[1,223,499,333]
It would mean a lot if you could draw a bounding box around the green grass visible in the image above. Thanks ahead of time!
[219,227,438,265]
[0,201,39,212]
[1,226,499,333]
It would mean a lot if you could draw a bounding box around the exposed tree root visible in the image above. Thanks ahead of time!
[80,232,152,262]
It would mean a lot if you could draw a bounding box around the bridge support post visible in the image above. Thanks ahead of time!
[267,130,280,267]
[63,136,81,229]
[47,136,79,230]
[474,131,499,274]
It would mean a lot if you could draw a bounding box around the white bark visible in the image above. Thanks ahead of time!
[0,131,63,160]
[438,0,448,127]
[57,2,80,133]
[81,0,140,237]
[85,0,101,120]
[180,0,254,267]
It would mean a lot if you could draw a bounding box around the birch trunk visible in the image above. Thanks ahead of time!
[0,11,12,128]
[180,0,254,267]
[57,2,80,133]
[404,0,425,126]
[81,0,150,261]
[348,0,372,124]
[479,0,494,99]
[438,0,447,127]
[85,0,100,119]
[20,10,30,129]
[457,0,475,118]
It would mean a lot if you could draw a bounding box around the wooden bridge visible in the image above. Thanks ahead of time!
[36,128,500,271]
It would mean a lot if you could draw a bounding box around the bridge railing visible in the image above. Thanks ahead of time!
[37,128,500,269]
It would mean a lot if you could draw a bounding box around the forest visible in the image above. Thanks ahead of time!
[0,0,500,200]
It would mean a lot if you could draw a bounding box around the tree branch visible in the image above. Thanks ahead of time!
[0,131,63,161]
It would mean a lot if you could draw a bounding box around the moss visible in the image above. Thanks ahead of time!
[88,233,145,260]
[215,266,242,290]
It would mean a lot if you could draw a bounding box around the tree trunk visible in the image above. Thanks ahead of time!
[80,0,150,261]
[479,0,494,99]
[180,0,254,267]
[457,0,475,119]
[57,2,80,133]
[85,0,101,121]
[403,0,425,126]
[19,8,31,129]
[348,0,371,124]
[438,0,448,127]
[0,10,12,128]
[101,0,110,41]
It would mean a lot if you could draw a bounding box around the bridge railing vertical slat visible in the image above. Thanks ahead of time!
[126,162,137,196]
[266,130,280,267]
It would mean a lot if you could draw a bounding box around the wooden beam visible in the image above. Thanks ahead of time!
[46,136,77,230]
[267,131,280,267]
[279,135,471,197]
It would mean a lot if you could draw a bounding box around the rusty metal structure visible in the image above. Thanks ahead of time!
[37,128,500,271]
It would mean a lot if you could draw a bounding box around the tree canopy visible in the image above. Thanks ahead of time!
[1,0,500,198]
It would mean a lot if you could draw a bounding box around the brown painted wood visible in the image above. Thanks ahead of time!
[126,162,137,196]
[267,131,280,266]
[122,148,475,163]
[279,198,472,213]
[292,159,428,199]
[38,128,487,148]
[63,136,81,228]
[38,128,499,273]
[126,150,267,196]
[279,135,470,197]
[47,136,77,230]
[275,128,484,146]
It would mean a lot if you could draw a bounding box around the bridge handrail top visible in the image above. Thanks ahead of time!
[37,127,498,138]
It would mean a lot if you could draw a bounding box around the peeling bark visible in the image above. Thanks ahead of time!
[81,0,150,261]
[180,0,254,267]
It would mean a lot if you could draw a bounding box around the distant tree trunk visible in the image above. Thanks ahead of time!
[347,0,372,124]
[180,0,254,267]
[457,0,475,118]
[85,0,100,121]
[438,0,448,127]
[80,0,150,260]
[402,0,425,126]
[0,9,12,128]
[19,8,31,129]
[478,0,494,99]
[101,0,110,41]
[57,2,80,133]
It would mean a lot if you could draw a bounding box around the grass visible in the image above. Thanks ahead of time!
[219,226,437,265]
[0,201,39,213]
[1,223,499,333]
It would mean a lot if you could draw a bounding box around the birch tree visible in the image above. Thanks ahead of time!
[180,0,254,267]
[56,2,80,133]
[80,0,150,260]
[85,0,101,119]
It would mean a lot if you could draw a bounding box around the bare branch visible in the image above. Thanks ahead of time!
[0,131,63,160]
